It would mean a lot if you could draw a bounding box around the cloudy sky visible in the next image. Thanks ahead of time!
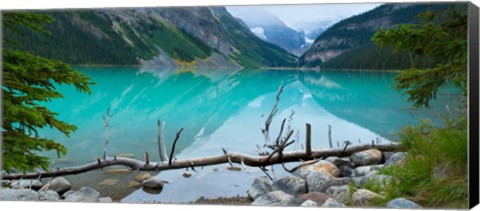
[227,3,381,33]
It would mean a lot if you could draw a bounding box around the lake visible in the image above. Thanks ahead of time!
[39,66,460,203]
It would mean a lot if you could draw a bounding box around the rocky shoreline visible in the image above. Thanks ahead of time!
[245,149,422,208]
[0,148,421,209]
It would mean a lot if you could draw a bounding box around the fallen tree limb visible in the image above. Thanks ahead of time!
[2,143,401,180]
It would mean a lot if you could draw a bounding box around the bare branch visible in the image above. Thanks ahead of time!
[168,128,184,166]
[261,83,284,146]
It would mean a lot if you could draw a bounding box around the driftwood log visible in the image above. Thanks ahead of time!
[2,143,401,180]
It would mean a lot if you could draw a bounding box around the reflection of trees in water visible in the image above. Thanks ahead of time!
[298,70,458,140]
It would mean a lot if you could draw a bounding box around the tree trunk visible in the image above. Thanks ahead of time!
[2,143,401,180]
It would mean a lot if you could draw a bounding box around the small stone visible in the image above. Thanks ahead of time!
[387,197,422,209]
[300,200,318,207]
[104,167,132,175]
[62,190,75,198]
[248,176,273,200]
[354,165,384,177]
[128,180,141,188]
[350,149,382,166]
[116,153,135,158]
[297,192,330,205]
[54,157,72,164]
[142,177,168,190]
[226,166,242,171]
[251,190,296,206]
[340,166,355,177]
[135,172,152,181]
[352,189,383,206]
[213,168,219,172]
[385,152,407,166]
[321,198,347,207]
[293,160,340,178]
[64,187,100,202]
[182,172,192,178]
[39,190,60,201]
[10,179,43,190]
[326,185,351,204]
[0,189,40,201]
[39,177,71,194]
[98,179,119,186]
[271,175,307,197]
[99,197,113,203]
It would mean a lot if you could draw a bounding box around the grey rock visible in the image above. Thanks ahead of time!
[382,152,394,163]
[340,166,355,177]
[251,191,296,206]
[354,164,384,177]
[325,185,351,204]
[11,179,43,190]
[321,198,347,208]
[385,152,406,166]
[248,176,273,200]
[39,177,71,194]
[352,189,383,206]
[297,192,331,205]
[306,171,351,193]
[359,171,392,188]
[325,156,355,168]
[99,197,113,203]
[387,197,422,209]
[142,177,168,190]
[64,186,100,202]
[350,149,382,166]
[300,200,318,207]
[0,188,40,201]
[62,190,75,198]
[271,175,307,197]
[39,190,60,201]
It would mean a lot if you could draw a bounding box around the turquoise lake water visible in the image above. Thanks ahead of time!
[38,66,460,202]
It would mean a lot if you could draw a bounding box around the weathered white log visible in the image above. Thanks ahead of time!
[2,143,401,180]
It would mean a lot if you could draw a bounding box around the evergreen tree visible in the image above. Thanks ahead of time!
[2,12,94,172]
[372,6,467,108]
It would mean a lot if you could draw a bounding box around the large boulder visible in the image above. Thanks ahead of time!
[39,177,71,194]
[350,149,382,166]
[10,179,43,190]
[325,185,351,204]
[39,190,60,201]
[386,197,422,209]
[0,189,40,201]
[293,160,340,178]
[297,192,331,205]
[251,191,296,206]
[248,176,273,200]
[64,186,101,202]
[271,175,307,197]
[352,189,383,206]
[305,171,351,193]
[321,198,347,208]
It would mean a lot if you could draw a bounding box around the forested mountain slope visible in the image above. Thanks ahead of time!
[299,3,464,70]
[4,7,297,68]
